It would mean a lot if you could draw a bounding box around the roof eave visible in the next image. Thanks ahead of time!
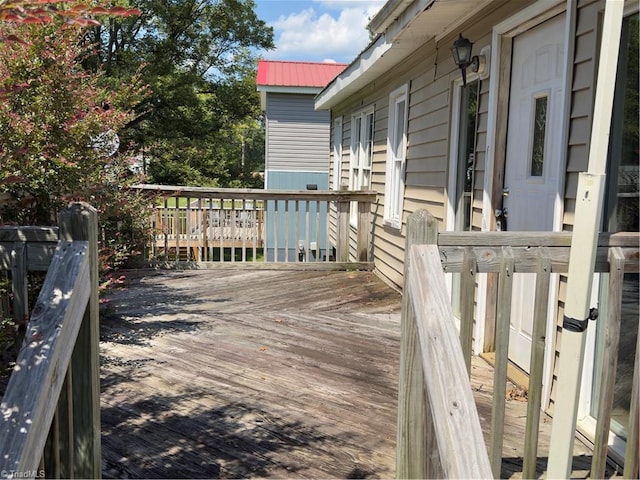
[369,0,433,34]
[315,0,497,111]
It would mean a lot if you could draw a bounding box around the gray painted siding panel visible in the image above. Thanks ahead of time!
[266,93,330,173]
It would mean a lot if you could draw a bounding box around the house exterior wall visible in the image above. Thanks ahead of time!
[265,93,331,175]
[324,0,636,457]
[264,92,331,253]
[328,0,532,289]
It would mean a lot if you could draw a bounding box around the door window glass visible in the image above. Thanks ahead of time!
[530,96,548,177]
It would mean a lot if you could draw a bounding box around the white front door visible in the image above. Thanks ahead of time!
[504,14,565,373]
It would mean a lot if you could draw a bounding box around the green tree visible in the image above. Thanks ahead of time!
[0,21,148,225]
[85,0,273,187]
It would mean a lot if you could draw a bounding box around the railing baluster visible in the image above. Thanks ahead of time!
[460,247,477,374]
[523,247,552,479]
[241,200,247,262]
[11,241,28,325]
[175,198,180,264]
[218,198,225,263]
[623,321,639,479]
[294,200,299,263]
[325,201,331,262]
[163,197,169,260]
[197,197,203,262]
[60,368,74,479]
[207,198,213,261]
[284,200,290,262]
[186,196,191,261]
[315,200,321,263]
[591,247,626,479]
[490,246,515,478]
[231,199,236,263]
[273,200,279,262]
[252,203,258,262]
[304,200,311,262]
[44,409,60,479]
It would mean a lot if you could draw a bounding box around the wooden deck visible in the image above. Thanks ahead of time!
[99,269,611,479]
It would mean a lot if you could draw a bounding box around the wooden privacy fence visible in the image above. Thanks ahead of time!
[0,203,101,479]
[134,184,375,268]
[397,209,639,478]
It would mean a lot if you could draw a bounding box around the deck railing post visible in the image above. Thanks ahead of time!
[356,200,371,262]
[336,200,349,262]
[396,209,439,478]
[58,202,101,479]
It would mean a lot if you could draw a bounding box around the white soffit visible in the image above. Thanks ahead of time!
[315,0,495,110]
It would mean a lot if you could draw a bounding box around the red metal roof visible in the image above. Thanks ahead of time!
[256,60,348,88]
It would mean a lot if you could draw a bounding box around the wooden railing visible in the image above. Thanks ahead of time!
[397,209,640,478]
[0,203,100,479]
[134,184,376,268]
[397,212,492,478]
[0,227,58,327]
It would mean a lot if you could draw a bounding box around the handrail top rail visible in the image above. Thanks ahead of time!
[0,239,91,474]
[0,226,59,243]
[438,230,639,248]
[132,184,377,202]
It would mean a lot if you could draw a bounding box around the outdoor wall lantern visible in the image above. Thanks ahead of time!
[451,34,481,87]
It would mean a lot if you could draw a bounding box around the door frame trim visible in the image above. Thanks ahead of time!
[482,0,574,408]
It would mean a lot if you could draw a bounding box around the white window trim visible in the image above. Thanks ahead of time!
[332,117,343,190]
[349,106,374,191]
[349,106,375,224]
[383,84,409,229]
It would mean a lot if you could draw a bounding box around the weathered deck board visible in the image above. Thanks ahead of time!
[100,270,400,479]
[99,269,611,479]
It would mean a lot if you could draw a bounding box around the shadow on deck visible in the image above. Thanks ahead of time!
[99,269,606,479]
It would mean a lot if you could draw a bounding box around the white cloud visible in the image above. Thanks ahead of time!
[266,1,385,63]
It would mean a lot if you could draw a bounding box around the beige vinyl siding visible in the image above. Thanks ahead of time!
[549,0,601,413]
[266,93,330,173]
[471,74,491,231]
[563,0,600,229]
[326,0,550,290]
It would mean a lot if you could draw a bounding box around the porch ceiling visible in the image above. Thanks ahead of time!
[315,0,494,110]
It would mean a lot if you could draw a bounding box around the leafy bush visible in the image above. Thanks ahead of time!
[0,21,153,289]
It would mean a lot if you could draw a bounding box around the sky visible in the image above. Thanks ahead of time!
[254,0,386,64]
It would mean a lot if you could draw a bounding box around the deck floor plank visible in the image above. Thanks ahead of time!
[99,269,610,479]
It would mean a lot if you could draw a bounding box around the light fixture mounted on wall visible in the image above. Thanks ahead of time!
[451,34,483,87]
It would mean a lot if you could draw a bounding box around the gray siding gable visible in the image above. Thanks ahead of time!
[265,93,330,173]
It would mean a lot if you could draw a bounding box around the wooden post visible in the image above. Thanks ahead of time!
[356,200,371,262]
[396,210,440,478]
[336,200,349,262]
[58,202,101,479]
